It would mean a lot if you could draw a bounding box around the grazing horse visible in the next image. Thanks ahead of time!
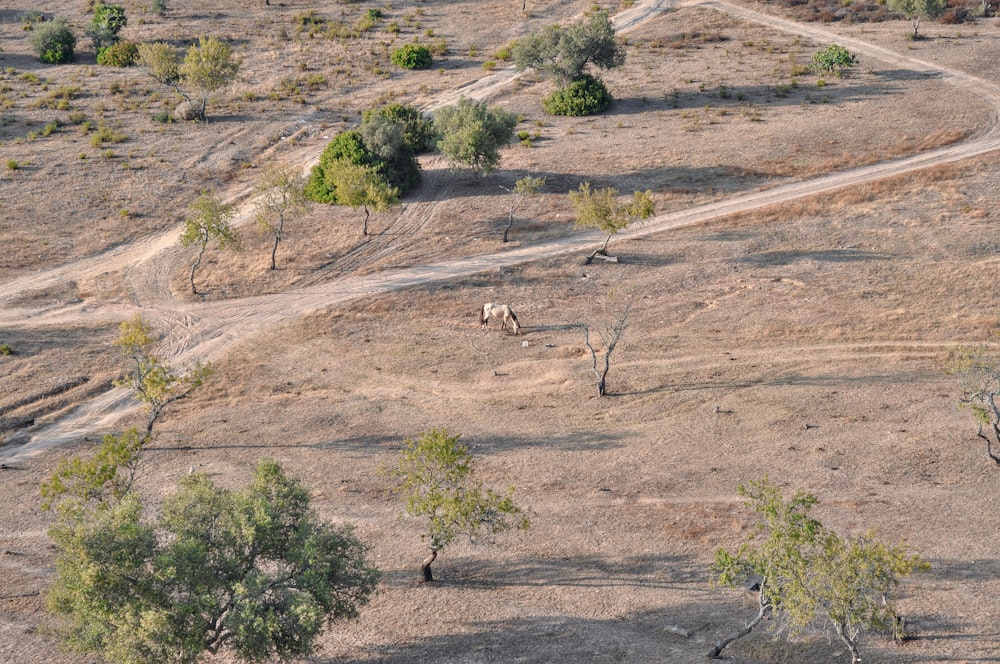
[481,303,520,335]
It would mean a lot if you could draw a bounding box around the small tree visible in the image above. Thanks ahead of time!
[114,315,211,437]
[179,189,239,294]
[580,292,633,397]
[811,44,856,77]
[44,458,380,664]
[137,36,241,121]
[433,96,517,176]
[324,160,398,236]
[710,478,927,663]
[498,175,545,242]
[88,4,127,53]
[254,163,310,270]
[31,18,76,64]
[888,0,946,38]
[389,428,529,582]
[947,342,1000,465]
[570,183,655,263]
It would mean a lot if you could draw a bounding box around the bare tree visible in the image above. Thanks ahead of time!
[947,342,1000,465]
[498,176,544,243]
[579,292,634,397]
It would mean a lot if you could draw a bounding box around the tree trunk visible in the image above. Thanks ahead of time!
[832,621,862,664]
[190,242,206,294]
[707,585,771,659]
[912,18,920,38]
[420,549,437,583]
[363,205,370,236]
[503,209,514,243]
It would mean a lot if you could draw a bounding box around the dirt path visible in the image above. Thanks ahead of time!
[3,0,1000,462]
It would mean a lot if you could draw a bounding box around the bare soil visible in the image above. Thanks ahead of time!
[2,1,1000,663]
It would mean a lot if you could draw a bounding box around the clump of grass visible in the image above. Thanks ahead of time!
[0,344,13,355]
[6,159,20,170]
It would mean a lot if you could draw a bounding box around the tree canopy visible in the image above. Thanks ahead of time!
[888,0,946,37]
[512,10,625,85]
[710,478,927,663]
[44,459,380,664]
[389,428,529,582]
[137,36,241,120]
[570,183,655,261]
[179,189,239,293]
[433,97,517,176]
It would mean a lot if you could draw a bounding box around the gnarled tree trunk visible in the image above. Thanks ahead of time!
[420,548,437,583]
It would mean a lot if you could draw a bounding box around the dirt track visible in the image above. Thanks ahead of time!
[3,0,1000,463]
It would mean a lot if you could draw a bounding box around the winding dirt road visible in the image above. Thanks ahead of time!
[3,0,1000,461]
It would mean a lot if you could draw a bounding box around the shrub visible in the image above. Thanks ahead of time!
[88,4,127,51]
[306,130,369,202]
[542,74,613,116]
[0,344,12,355]
[31,18,76,64]
[810,44,855,77]
[151,0,168,16]
[97,39,139,67]
[361,102,436,153]
[391,43,432,70]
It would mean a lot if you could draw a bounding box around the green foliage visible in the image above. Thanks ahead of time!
[114,315,211,434]
[31,18,77,64]
[390,429,529,577]
[88,4,127,51]
[138,37,240,120]
[0,343,12,354]
[711,478,928,662]
[97,39,139,67]
[359,113,422,192]
[811,44,856,76]
[180,189,239,293]
[513,10,625,85]
[323,159,398,235]
[46,459,379,664]
[254,163,310,270]
[391,43,433,70]
[307,130,369,203]
[433,96,517,176]
[501,175,545,242]
[361,103,436,153]
[151,0,168,17]
[41,428,145,513]
[570,183,655,255]
[947,341,1000,464]
[888,0,946,36]
[542,74,613,116]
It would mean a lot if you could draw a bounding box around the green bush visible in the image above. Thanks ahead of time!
[306,131,370,203]
[361,103,436,153]
[97,39,138,67]
[31,18,76,64]
[391,43,432,70]
[0,344,12,355]
[810,44,856,77]
[542,74,613,116]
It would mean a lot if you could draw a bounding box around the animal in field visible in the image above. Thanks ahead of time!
[480,303,520,335]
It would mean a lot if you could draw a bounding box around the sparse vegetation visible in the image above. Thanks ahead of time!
[179,189,240,294]
[570,183,655,262]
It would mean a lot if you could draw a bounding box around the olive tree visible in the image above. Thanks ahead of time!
[570,183,655,263]
[947,342,1000,465]
[179,189,239,294]
[389,428,529,582]
[888,0,946,38]
[433,96,517,176]
[710,478,927,663]
[114,315,211,437]
[254,163,310,270]
[137,36,241,121]
[43,458,380,664]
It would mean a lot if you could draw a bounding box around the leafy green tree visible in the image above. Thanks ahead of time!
[513,10,624,86]
[324,160,398,236]
[541,73,613,116]
[389,428,529,582]
[433,96,517,176]
[41,428,145,512]
[710,478,927,663]
[570,183,655,263]
[362,103,436,153]
[254,163,310,270]
[888,0,946,38]
[811,44,856,77]
[137,36,241,121]
[359,112,422,193]
[30,18,76,64]
[499,175,545,242]
[114,315,211,436]
[44,458,380,664]
[179,189,239,294]
[391,43,433,69]
[88,4,127,52]
[947,341,1000,465]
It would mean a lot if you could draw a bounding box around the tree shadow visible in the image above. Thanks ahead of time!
[738,247,890,267]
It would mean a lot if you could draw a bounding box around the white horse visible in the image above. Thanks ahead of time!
[481,303,520,335]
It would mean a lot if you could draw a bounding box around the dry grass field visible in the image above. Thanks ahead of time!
[2,1,1000,663]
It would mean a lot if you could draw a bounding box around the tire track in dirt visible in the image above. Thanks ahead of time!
[4,0,1000,460]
